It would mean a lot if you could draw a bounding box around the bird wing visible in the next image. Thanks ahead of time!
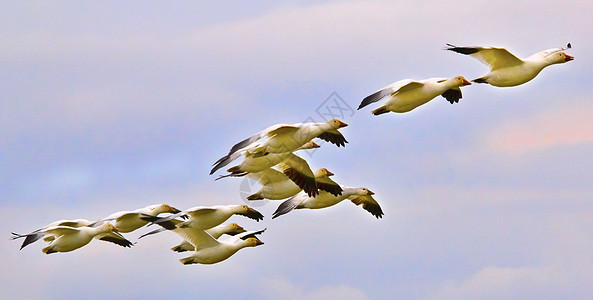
[234,207,265,221]
[348,195,384,219]
[276,153,318,197]
[441,88,463,104]
[43,226,80,237]
[265,125,301,139]
[247,168,288,186]
[96,232,134,248]
[316,129,348,147]
[358,79,417,109]
[272,192,309,219]
[315,175,343,196]
[226,229,267,244]
[114,212,139,225]
[186,208,218,219]
[211,124,289,174]
[174,226,219,251]
[446,44,523,70]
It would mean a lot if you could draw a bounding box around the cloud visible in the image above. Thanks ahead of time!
[426,265,564,300]
[483,101,593,155]
[259,277,369,300]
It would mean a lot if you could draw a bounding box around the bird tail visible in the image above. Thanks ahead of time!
[371,106,389,116]
[246,193,263,200]
[171,245,189,253]
[472,78,488,84]
[180,256,196,265]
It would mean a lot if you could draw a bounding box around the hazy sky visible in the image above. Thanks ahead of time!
[2,1,592,299]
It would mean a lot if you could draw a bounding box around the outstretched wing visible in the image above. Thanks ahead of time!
[316,130,348,147]
[348,195,384,219]
[272,192,309,219]
[358,79,417,110]
[446,44,523,70]
[276,153,318,197]
[441,88,463,104]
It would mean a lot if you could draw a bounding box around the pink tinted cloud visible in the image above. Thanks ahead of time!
[486,103,593,154]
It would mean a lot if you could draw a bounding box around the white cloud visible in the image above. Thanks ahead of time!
[483,100,593,155]
[259,277,369,300]
[426,265,564,300]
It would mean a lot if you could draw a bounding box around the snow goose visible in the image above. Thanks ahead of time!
[94,204,182,233]
[150,217,266,265]
[359,77,471,115]
[15,223,133,254]
[246,167,342,200]
[272,187,383,219]
[217,141,319,177]
[141,205,264,231]
[211,119,348,174]
[445,43,573,87]
[11,219,94,250]
[219,151,319,197]
[138,222,246,253]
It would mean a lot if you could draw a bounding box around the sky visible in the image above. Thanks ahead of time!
[2,0,592,299]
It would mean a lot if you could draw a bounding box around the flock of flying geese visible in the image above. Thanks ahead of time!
[11,43,573,265]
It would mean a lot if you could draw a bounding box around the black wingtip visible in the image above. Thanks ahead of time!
[445,44,479,55]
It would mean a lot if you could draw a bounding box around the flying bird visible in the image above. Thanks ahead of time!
[211,119,348,174]
[272,187,383,219]
[141,205,264,231]
[216,141,319,178]
[219,151,319,197]
[246,167,343,200]
[147,217,266,265]
[358,76,471,115]
[139,222,247,253]
[12,223,133,254]
[10,219,95,250]
[93,204,183,233]
[445,43,573,87]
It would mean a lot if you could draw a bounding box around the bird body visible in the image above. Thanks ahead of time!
[359,77,471,115]
[147,217,266,265]
[445,43,573,87]
[211,119,347,174]
[171,223,246,253]
[247,167,342,200]
[272,187,383,219]
[96,204,182,233]
[141,205,263,231]
[39,223,132,254]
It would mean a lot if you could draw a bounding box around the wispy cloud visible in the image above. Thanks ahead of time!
[483,100,593,155]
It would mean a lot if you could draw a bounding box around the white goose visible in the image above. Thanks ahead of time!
[219,151,319,197]
[217,141,319,176]
[247,168,342,200]
[94,204,182,233]
[272,187,383,219]
[138,222,247,253]
[141,205,264,231]
[25,223,132,254]
[445,43,573,87]
[359,76,471,115]
[11,219,94,250]
[211,119,348,174]
[148,217,265,265]
[172,223,247,253]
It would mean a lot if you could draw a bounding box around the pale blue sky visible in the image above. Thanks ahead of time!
[2,1,592,299]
